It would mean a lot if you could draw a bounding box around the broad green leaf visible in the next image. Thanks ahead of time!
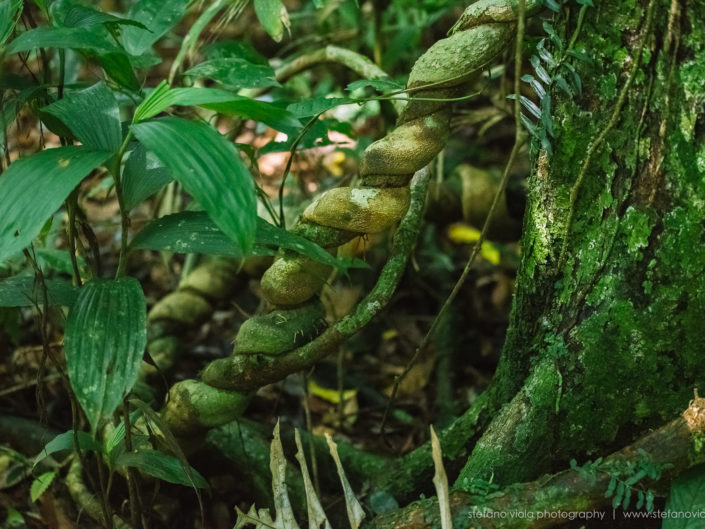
[116,449,208,488]
[133,84,301,134]
[564,62,583,95]
[0,147,111,264]
[129,211,364,271]
[554,75,572,97]
[43,82,122,152]
[566,48,590,63]
[130,211,251,258]
[203,99,301,135]
[98,52,141,91]
[206,40,268,64]
[35,248,86,276]
[536,39,558,69]
[132,83,245,123]
[30,471,57,502]
[0,446,31,489]
[519,112,538,137]
[663,464,705,529]
[531,58,551,85]
[62,5,147,30]
[541,93,554,138]
[0,276,79,307]
[132,80,172,122]
[33,430,103,468]
[255,217,358,269]
[11,23,139,89]
[185,58,280,91]
[3,508,24,527]
[254,0,290,43]
[131,117,257,254]
[104,409,142,456]
[64,278,147,433]
[543,0,560,12]
[129,398,205,502]
[122,144,173,210]
[120,0,189,56]
[0,0,22,47]
[287,96,354,118]
[6,26,119,55]
[519,95,541,120]
[133,84,244,123]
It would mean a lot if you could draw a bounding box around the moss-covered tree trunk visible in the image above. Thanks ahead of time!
[456,0,705,489]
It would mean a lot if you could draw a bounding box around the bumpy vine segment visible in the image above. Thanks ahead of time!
[157,0,542,436]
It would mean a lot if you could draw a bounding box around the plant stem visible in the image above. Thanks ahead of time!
[94,451,114,529]
[66,191,83,286]
[278,112,323,229]
[123,403,145,529]
[111,132,134,278]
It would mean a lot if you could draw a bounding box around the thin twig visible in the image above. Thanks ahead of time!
[0,373,62,397]
[278,112,323,229]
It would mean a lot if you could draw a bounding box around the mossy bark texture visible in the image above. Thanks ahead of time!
[374,398,705,529]
[457,0,705,489]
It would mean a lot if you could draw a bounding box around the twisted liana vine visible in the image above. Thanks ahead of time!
[161,0,543,437]
[145,257,244,375]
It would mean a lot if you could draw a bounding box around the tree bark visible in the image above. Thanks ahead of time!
[456,0,705,488]
[373,397,705,529]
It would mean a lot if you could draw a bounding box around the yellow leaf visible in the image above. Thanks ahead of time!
[481,242,500,265]
[382,328,398,340]
[323,151,346,177]
[308,379,357,404]
[446,222,481,243]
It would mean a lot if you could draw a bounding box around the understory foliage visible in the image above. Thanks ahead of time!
[1,0,704,528]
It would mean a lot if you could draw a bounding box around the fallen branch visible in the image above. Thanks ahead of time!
[372,397,705,529]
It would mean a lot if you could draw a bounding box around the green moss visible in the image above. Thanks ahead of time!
[163,380,250,436]
[291,221,355,248]
[479,0,705,482]
[234,300,327,355]
[623,207,654,256]
[598,72,618,100]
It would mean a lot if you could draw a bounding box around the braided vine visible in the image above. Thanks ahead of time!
[161,0,542,436]
[143,257,250,377]
[260,0,540,307]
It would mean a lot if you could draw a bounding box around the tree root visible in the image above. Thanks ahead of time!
[371,386,499,504]
[372,396,705,529]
